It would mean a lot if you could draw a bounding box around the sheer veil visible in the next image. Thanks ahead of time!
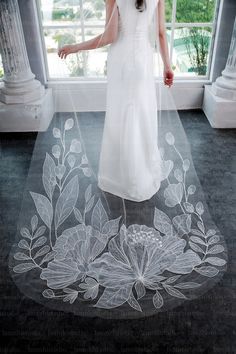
[8,0,228,319]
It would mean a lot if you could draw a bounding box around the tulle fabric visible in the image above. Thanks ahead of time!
[8,0,228,319]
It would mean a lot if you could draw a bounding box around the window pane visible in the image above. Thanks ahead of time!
[0,54,3,80]
[39,0,107,78]
[176,0,217,23]
[40,0,106,26]
[165,0,173,23]
[172,27,212,76]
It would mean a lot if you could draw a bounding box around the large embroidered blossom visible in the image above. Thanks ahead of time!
[40,224,107,289]
[87,224,202,308]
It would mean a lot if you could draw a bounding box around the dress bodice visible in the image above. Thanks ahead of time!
[116,0,158,37]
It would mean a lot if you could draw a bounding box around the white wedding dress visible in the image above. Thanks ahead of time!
[97,0,163,202]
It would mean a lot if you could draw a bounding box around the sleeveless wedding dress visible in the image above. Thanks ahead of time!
[97,0,163,202]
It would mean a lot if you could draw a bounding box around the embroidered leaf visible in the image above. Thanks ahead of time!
[153,291,164,309]
[102,216,122,237]
[31,236,47,250]
[55,175,79,229]
[165,132,175,145]
[70,139,81,153]
[85,195,95,213]
[183,159,190,171]
[42,153,56,200]
[127,291,142,312]
[91,198,109,232]
[164,183,183,207]
[203,257,227,266]
[190,236,206,246]
[52,145,61,159]
[13,263,38,273]
[189,241,205,254]
[94,285,132,309]
[135,281,146,300]
[197,222,205,234]
[191,228,205,237]
[196,202,204,215]
[85,184,92,202]
[53,128,61,138]
[174,169,183,182]
[195,266,219,277]
[206,229,217,237]
[208,235,220,245]
[31,215,38,233]
[14,252,31,261]
[32,225,46,240]
[208,245,224,254]
[164,284,187,299]
[153,208,173,236]
[174,282,201,289]
[173,214,191,236]
[64,118,74,130]
[39,251,56,266]
[18,239,30,250]
[20,227,31,240]
[34,245,51,259]
[74,208,83,223]
[188,185,196,195]
[161,159,174,180]
[183,202,194,213]
[163,275,182,285]
[30,192,53,229]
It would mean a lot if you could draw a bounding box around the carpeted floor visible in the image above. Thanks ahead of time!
[0,109,235,353]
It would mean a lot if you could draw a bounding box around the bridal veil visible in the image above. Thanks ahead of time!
[8,0,228,319]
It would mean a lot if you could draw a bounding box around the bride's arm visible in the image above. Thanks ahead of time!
[157,0,174,87]
[58,0,119,59]
[157,0,171,69]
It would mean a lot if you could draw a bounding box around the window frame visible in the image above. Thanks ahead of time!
[36,0,221,82]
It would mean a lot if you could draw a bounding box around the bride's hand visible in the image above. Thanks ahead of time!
[163,67,174,88]
[58,44,79,59]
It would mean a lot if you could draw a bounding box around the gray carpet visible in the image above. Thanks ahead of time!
[0,109,235,353]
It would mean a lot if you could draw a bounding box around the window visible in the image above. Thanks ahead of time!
[0,54,3,81]
[38,0,219,79]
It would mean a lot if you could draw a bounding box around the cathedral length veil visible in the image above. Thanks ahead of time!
[8,0,228,319]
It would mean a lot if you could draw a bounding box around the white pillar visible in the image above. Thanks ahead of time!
[203,16,236,128]
[212,17,236,101]
[0,0,45,104]
[0,0,54,132]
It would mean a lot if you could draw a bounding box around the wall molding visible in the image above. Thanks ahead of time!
[48,80,209,112]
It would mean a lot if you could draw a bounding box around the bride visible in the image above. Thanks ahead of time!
[58,0,174,202]
[8,0,227,319]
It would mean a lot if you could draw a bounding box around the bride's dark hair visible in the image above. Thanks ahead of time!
[135,0,146,12]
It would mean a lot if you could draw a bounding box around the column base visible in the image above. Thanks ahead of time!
[212,80,236,101]
[0,78,45,104]
[202,84,236,128]
[0,88,55,132]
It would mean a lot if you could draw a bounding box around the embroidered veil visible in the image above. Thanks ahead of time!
[8,0,228,319]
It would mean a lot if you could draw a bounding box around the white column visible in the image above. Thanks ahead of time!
[0,0,45,104]
[212,17,236,101]
[203,16,236,128]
